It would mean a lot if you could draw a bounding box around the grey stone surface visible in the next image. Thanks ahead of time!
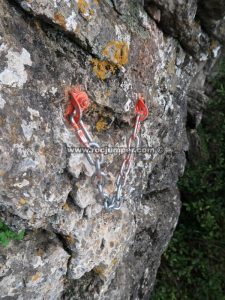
[0,0,224,299]
[0,230,69,300]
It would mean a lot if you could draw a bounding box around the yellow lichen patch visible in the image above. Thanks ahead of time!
[96,117,108,132]
[18,197,27,206]
[102,41,129,66]
[91,41,129,80]
[111,257,118,266]
[91,58,116,80]
[78,0,89,15]
[77,0,98,20]
[62,202,70,211]
[54,12,66,28]
[31,271,41,282]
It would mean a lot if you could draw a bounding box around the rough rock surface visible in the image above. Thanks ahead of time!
[0,230,69,299]
[0,0,224,299]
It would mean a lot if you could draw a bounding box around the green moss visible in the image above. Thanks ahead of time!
[0,219,25,247]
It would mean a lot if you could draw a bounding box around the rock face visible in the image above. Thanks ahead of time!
[0,230,69,299]
[0,0,224,299]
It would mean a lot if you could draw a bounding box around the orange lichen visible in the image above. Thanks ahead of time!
[91,58,116,80]
[102,41,129,66]
[18,197,27,206]
[62,202,70,210]
[31,272,41,282]
[54,12,66,28]
[96,117,108,132]
[77,0,89,15]
[91,41,129,80]
[77,0,98,20]
[77,0,99,20]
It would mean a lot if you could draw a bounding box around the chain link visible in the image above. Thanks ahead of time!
[65,88,148,211]
[71,112,142,210]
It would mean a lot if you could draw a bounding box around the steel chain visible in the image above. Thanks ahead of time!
[65,88,148,211]
[70,113,142,210]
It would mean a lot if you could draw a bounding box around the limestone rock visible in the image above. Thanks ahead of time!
[0,0,224,299]
[0,230,69,300]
